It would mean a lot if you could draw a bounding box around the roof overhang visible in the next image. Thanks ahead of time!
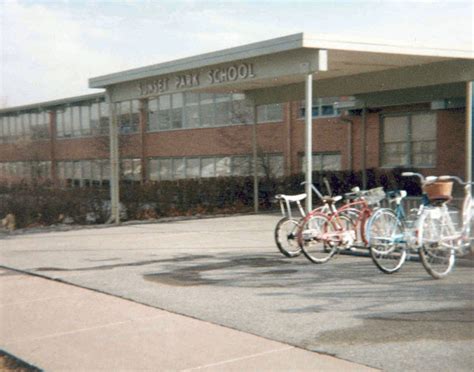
[89,32,474,104]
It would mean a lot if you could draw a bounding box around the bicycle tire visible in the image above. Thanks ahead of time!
[298,213,337,264]
[366,208,407,274]
[418,208,456,279]
[274,217,302,258]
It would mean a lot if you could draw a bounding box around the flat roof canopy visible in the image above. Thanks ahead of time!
[90,33,474,105]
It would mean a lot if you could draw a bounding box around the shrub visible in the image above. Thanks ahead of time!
[0,167,421,228]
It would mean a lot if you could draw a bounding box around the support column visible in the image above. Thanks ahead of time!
[48,110,58,187]
[107,92,120,224]
[467,81,473,182]
[252,103,259,213]
[139,99,147,185]
[305,73,313,212]
[361,105,367,190]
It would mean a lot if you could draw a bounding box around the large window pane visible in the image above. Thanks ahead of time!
[160,158,172,180]
[172,158,185,179]
[184,93,200,128]
[132,158,141,181]
[215,94,231,125]
[171,93,183,129]
[201,158,215,178]
[200,93,215,127]
[148,99,159,131]
[131,100,140,133]
[90,102,100,135]
[118,101,132,134]
[159,95,171,130]
[56,110,65,137]
[148,159,159,181]
[121,159,133,180]
[99,102,110,135]
[81,105,91,136]
[63,107,73,137]
[384,116,408,142]
[216,157,231,177]
[72,106,81,137]
[186,158,200,178]
[232,156,251,176]
[411,113,436,140]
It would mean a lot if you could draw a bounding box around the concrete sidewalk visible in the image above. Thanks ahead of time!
[0,268,376,371]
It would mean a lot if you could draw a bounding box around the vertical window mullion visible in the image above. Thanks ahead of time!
[407,114,412,166]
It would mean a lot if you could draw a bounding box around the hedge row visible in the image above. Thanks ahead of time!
[0,167,421,228]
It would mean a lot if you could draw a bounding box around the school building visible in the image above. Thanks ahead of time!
[0,34,472,220]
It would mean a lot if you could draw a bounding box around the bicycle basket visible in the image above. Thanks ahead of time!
[364,187,385,205]
[423,181,453,200]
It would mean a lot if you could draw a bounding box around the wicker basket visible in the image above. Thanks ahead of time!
[423,181,453,200]
[364,187,385,205]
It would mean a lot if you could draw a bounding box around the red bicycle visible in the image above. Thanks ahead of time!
[297,184,384,264]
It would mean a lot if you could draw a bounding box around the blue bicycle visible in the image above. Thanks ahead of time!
[365,189,412,273]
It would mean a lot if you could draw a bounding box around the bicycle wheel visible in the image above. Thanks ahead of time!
[298,213,337,264]
[274,217,302,258]
[418,208,456,279]
[366,208,407,274]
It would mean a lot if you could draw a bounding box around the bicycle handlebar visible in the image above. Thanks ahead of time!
[439,175,474,186]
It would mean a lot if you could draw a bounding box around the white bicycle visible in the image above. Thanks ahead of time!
[404,173,473,279]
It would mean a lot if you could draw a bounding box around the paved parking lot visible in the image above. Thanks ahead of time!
[1,214,473,371]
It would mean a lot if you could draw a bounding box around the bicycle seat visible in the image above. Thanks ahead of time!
[321,195,342,204]
[275,193,307,202]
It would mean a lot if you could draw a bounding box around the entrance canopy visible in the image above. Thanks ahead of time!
[89,33,474,222]
[90,33,473,103]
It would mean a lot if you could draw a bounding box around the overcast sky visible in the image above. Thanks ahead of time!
[1,0,473,108]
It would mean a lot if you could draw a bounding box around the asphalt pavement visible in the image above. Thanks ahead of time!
[1,214,473,371]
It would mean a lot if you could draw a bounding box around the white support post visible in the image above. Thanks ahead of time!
[361,104,367,190]
[252,103,259,213]
[305,73,313,212]
[107,92,120,224]
[467,81,473,183]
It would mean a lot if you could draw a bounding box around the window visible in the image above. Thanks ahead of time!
[56,109,65,137]
[216,157,231,177]
[171,93,183,129]
[159,95,171,130]
[257,104,283,123]
[148,99,159,131]
[72,106,81,136]
[90,102,100,135]
[200,93,215,127]
[99,102,110,135]
[299,97,341,119]
[231,156,251,176]
[186,158,200,178]
[184,93,200,128]
[172,158,185,179]
[117,101,131,134]
[159,158,172,180]
[254,154,284,177]
[148,159,159,180]
[200,158,214,178]
[81,105,91,136]
[215,94,231,126]
[382,113,436,167]
[63,107,73,137]
[300,153,342,172]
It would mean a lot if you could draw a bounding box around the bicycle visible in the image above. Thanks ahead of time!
[296,185,384,264]
[274,193,307,257]
[365,189,409,274]
[414,174,473,279]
